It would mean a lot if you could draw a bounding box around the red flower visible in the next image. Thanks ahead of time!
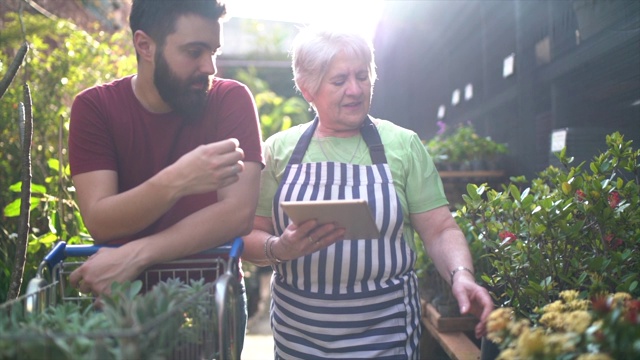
[608,191,621,209]
[499,230,517,245]
[575,189,586,202]
[593,329,606,343]
[592,296,612,314]
[626,300,640,325]
[604,233,624,250]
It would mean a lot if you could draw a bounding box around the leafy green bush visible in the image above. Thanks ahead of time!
[1,12,136,302]
[455,132,639,320]
[0,12,310,304]
[232,66,311,140]
[0,279,213,359]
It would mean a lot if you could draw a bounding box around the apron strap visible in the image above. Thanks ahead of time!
[361,116,387,164]
[289,116,387,165]
[289,118,319,164]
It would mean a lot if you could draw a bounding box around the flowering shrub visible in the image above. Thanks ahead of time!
[455,132,640,319]
[487,290,640,359]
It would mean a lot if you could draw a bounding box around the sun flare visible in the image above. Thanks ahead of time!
[225,0,384,40]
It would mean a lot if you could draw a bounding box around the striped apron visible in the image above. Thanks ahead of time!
[270,117,421,359]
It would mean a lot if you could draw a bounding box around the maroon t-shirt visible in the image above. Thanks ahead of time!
[69,75,264,246]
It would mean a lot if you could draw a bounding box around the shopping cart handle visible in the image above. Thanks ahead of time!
[229,236,244,259]
[65,244,115,257]
[62,237,244,258]
[43,241,68,269]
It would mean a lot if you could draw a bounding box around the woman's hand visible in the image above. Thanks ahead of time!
[451,275,494,339]
[272,220,346,261]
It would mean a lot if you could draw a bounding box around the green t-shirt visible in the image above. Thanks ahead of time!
[257,118,449,250]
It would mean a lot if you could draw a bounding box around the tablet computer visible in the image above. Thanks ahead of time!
[280,199,380,240]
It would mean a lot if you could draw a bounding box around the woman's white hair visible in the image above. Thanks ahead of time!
[290,26,377,103]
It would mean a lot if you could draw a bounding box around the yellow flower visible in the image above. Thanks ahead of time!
[487,307,514,343]
[496,348,519,360]
[543,300,565,314]
[560,290,580,302]
[566,299,590,311]
[539,311,563,331]
[545,332,578,356]
[612,292,631,304]
[565,310,593,333]
[509,319,531,338]
[516,328,546,358]
[576,353,613,360]
[488,308,513,332]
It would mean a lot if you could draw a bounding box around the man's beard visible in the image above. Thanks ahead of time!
[154,50,211,122]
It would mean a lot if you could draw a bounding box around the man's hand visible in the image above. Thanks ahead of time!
[69,244,146,295]
[162,138,245,198]
[451,275,494,338]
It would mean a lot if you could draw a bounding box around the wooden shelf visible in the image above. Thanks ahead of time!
[438,170,505,179]
[421,301,481,360]
[437,170,507,209]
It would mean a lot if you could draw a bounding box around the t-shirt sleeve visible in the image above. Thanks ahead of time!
[211,81,265,167]
[69,88,118,176]
[255,138,280,217]
[405,133,449,214]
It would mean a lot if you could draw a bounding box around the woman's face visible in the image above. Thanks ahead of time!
[307,50,372,137]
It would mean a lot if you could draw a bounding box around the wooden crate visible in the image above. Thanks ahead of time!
[423,300,478,332]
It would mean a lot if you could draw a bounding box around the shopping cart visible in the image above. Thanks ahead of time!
[0,237,245,360]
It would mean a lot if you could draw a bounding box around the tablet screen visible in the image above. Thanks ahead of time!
[280,199,380,240]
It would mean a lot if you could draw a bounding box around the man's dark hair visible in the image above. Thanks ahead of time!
[130,0,226,49]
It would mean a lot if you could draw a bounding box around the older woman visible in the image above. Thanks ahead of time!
[243,26,493,359]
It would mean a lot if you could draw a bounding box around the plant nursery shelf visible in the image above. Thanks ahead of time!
[421,300,480,360]
[438,170,507,209]
[438,170,505,179]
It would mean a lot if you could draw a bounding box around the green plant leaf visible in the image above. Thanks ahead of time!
[47,158,61,172]
[509,184,522,203]
[3,197,42,217]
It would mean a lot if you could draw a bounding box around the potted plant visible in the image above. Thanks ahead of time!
[425,122,508,171]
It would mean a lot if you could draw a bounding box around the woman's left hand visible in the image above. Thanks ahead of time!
[273,220,346,260]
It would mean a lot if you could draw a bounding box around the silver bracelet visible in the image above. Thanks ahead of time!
[268,236,283,264]
[263,235,272,262]
[450,266,474,285]
[264,235,282,264]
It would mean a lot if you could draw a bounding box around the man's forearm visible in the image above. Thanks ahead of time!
[123,163,261,266]
[74,169,182,243]
[137,197,254,265]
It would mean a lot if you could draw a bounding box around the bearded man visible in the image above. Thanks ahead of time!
[67,1,263,349]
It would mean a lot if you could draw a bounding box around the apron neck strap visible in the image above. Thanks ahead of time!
[289,116,387,164]
[360,116,387,164]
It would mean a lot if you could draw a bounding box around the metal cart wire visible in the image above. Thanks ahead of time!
[0,237,245,360]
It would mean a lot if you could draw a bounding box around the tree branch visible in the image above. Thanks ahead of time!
[0,42,29,100]
[7,83,33,301]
